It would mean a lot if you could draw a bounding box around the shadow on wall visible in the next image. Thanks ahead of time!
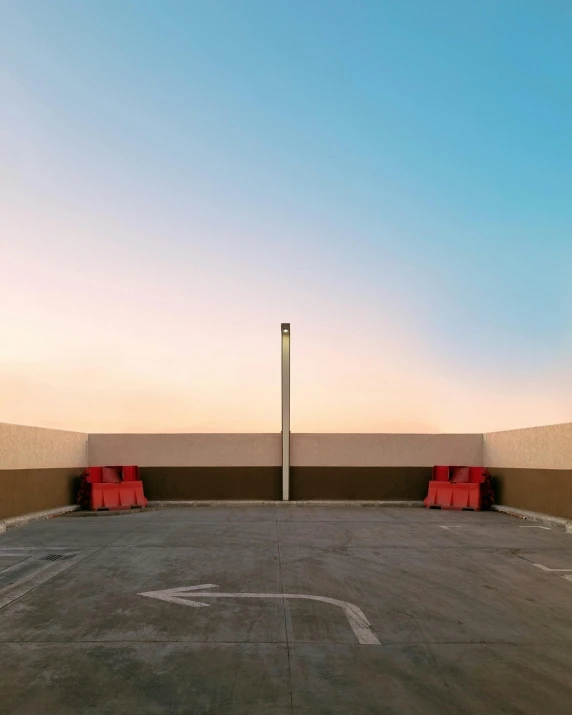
[0,469,82,521]
[490,469,572,521]
[139,467,282,501]
[137,466,433,501]
[290,467,432,500]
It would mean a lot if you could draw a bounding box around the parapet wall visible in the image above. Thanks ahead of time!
[484,423,572,470]
[291,433,483,468]
[484,423,572,519]
[87,432,483,502]
[0,423,87,520]
[87,433,282,468]
[3,422,572,519]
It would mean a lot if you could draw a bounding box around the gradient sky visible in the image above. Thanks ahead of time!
[1,1,571,433]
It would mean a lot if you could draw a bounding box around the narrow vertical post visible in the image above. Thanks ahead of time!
[281,323,290,501]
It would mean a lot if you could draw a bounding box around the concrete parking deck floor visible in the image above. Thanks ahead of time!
[2,506,572,714]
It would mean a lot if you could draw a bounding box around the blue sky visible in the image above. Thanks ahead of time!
[1,1,571,432]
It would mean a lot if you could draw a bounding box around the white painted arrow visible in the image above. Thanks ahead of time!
[138,584,380,645]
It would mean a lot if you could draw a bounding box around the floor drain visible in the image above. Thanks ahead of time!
[40,554,64,562]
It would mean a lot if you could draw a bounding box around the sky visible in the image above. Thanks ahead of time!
[1,0,571,434]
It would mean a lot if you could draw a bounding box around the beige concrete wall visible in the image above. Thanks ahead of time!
[484,423,572,469]
[88,433,282,467]
[0,423,87,470]
[292,433,483,467]
[88,432,483,468]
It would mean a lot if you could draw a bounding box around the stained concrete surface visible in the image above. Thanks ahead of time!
[2,507,572,713]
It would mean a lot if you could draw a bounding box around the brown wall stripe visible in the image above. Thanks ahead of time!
[139,466,432,502]
[139,467,282,501]
[490,468,572,520]
[290,467,432,501]
[3,466,572,521]
[0,469,82,521]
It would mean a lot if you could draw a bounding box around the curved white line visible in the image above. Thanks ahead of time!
[138,586,380,645]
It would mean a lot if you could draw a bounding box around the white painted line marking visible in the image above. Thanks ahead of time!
[533,563,572,573]
[139,584,380,645]
[0,555,35,576]
[0,551,95,610]
[562,576,572,583]
[519,526,551,530]
[438,525,463,530]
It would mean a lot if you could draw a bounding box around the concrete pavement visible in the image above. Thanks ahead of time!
[1,505,572,713]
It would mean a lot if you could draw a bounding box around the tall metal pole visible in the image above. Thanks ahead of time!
[281,323,290,501]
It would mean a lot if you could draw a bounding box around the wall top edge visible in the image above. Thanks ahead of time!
[485,422,572,436]
[0,422,87,436]
[88,432,482,437]
[88,432,281,437]
[3,422,570,438]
